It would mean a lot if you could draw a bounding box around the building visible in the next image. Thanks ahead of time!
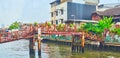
[92,7,120,23]
[97,3,120,11]
[50,0,96,25]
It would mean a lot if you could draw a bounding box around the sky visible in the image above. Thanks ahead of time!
[0,0,119,27]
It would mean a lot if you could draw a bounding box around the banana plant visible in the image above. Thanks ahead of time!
[98,16,113,29]
[79,16,113,37]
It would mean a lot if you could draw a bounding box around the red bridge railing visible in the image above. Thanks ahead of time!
[0,24,103,43]
[0,29,36,43]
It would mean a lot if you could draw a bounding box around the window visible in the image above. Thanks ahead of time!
[55,11,58,16]
[60,9,64,15]
[56,20,58,24]
[61,19,63,23]
[51,12,53,17]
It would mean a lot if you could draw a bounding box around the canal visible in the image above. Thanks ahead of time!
[0,39,120,58]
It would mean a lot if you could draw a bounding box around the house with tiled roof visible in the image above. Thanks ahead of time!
[97,3,120,11]
[92,7,120,23]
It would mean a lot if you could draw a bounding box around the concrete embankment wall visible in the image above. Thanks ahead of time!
[42,39,120,52]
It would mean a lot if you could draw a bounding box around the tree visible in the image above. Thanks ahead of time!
[97,16,113,30]
[80,16,113,37]
[34,22,38,26]
[95,16,113,35]
[8,21,20,30]
[112,28,120,35]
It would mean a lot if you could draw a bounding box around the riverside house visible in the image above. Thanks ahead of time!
[92,7,120,23]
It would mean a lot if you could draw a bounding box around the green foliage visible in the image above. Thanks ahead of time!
[98,16,113,29]
[8,21,20,30]
[83,23,94,31]
[57,23,65,31]
[95,16,113,35]
[34,22,38,26]
[112,28,120,35]
[77,23,86,32]
[69,23,74,28]
[81,16,113,36]
[47,22,51,27]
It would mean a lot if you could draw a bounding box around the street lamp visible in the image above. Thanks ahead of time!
[71,15,75,25]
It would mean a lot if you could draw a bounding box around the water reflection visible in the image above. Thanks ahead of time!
[41,43,72,58]
[41,43,120,58]
[0,40,120,58]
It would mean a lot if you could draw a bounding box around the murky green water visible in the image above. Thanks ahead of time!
[0,39,120,58]
[42,43,120,58]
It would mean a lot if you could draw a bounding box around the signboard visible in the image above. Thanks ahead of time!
[84,0,99,5]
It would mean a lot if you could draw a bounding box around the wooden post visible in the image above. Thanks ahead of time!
[81,32,85,53]
[71,35,74,53]
[38,39,41,58]
[72,34,83,53]
[29,38,35,58]
[38,28,41,58]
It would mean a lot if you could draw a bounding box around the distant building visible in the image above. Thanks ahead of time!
[97,3,120,11]
[50,0,96,25]
[92,7,120,23]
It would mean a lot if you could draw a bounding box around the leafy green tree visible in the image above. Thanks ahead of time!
[98,16,113,29]
[95,16,113,35]
[112,28,120,35]
[34,22,38,26]
[81,16,113,36]
[8,21,20,30]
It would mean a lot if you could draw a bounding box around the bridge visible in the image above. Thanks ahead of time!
[0,24,103,43]
[0,30,102,44]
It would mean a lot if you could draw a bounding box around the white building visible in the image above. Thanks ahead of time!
[50,0,97,25]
